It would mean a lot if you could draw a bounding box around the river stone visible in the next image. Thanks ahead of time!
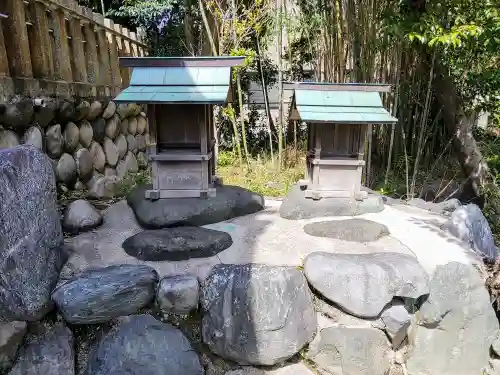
[303,252,429,318]
[128,117,138,135]
[122,227,233,261]
[128,184,265,228]
[137,116,147,134]
[102,101,116,119]
[303,218,390,242]
[0,99,34,129]
[85,315,203,375]
[89,141,105,172]
[63,199,103,234]
[306,326,391,375]
[157,275,200,315]
[0,321,27,371]
[0,129,20,149]
[135,134,146,152]
[22,126,43,150]
[116,160,128,180]
[63,122,80,152]
[56,153,77,185]
[87,174,120,199]
[45,124,63,158]
[126,133,137,153]
[91,118,106,143]
[103,137,119,167]
[124,151,138,173]
[32,98,57,128]
[73,100,90,122]
[136,151,148,169]
[443,204,498,260]
[74,148,93,182]
[8,324,74,375]
[0,146,65,321]
[406,262,498,375]
[115,134,127,159]
[280,185,384,219]
[105,114,120,140]
[57,100,76,124]
[104,166,117,177]
[119,118,129,135]
[52,265,158,324]
[79,120,93,148]
[116,103,135,120]
[201,264,317,365]
[87,101,103,120]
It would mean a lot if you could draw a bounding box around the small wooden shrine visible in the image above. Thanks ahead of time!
[115,56,244,200]
[286,82,398,200]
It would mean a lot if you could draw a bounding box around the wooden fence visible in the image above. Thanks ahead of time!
[0,0,148,101]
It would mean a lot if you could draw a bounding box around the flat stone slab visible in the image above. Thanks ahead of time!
[303,219,390,242]
[279,185,384,220]
[127,184,265,229]
[122,227,233,261]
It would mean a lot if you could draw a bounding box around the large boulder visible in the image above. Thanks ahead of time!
[406,262,498,375]
[0,321,27,371]
[8,323,74,375]
[52,264,158,324]
[303,252,429,318]
[306,326,391,375]
[443,204,498,260]
[201,264,317,365]
[85,315,203,375]
[62,199,103,234]
[127,184,264,228]
[122,227,233,261]
[0,146,65,321]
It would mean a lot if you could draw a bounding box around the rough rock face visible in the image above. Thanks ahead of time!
[127,184,265,228]
[280,185,384,219]
[303,252,429,318]
[22,126,43,150]
[122,227,233,261]
[0,146,65,321]
[378,301,411,348]
[157,275,200,315]
[8,324,74,375]
[52,265,158,324]
[406,262,498,375]
[201,264,317,366]
[0,321,27,371]
[303,219,390,242]
[306,326,391,375]
[63,200,103,234]
[443,204,498,260]
[85,315,203,375]
[0,129,20,149]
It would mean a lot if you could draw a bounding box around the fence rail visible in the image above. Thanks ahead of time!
[0,0,147,100]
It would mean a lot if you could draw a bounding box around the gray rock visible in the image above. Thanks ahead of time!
[126,134,137,153]
[128,184,264,228]
[63,122,80,153]
[87,101,103,121]
[314,297,376,327]
[280,185,384,219]
[85,315,203,375]
[489,358,500,375]
[22,126,43,150]
[0,146,65,321]
[103,137,119,167]
[57,100,76,123]
[306,326,391,375]
[90,118,106,143]
[135,134,146,152]
[407,262,498,375]
[303,218,390,242]
[122,226,233,261]
[137,116,147,134]
[115,134,127,159]
[33,98,57,128]
[116,161,128,180]
[63,199,103,234]
[123,151,138,173]
[74,180,85,191]
[56,153,77,185]
[379,301,411,348]
[78,120,93,148]
[303,252,429,318]
[201,264,317,365]
[116,103,135,120]
[157,275,200,315]
[45,124,63,158]
[0,321,27,372]
[443,204,498,260]
[104,167,117,177]
[105,114,120,140]
[136,151,148,169]
[435,198,461,214]
[74,148,93,182]
[492,333,500,357]
[89,141,105,172]
[119,118,129,135]
[52,265,158,324]
[0,129,20,149]
[0,99,34,129]
[128,117,138,135]
[87,174,120,199]
[8,323,74,375]
[73,100,90,122]
[102,101,116,119]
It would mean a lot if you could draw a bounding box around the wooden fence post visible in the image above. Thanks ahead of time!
[51,7,73,81]
[69,10,87,83]
[0,16,9,77]
[104,18,122,93]
[29,1,54,79]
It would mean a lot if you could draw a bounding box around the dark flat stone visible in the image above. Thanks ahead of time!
[122,227,233,261]
[279,185,384,220]
[127,184,265,229]
[303,219,390,242]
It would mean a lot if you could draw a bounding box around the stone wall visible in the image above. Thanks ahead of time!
[0,98,149,197]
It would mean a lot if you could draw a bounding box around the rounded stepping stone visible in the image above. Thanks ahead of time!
[122,227,233,261]
[303,219,389,242]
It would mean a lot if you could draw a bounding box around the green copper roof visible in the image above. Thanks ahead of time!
[289,84,398,124]
[114,57,244,104]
